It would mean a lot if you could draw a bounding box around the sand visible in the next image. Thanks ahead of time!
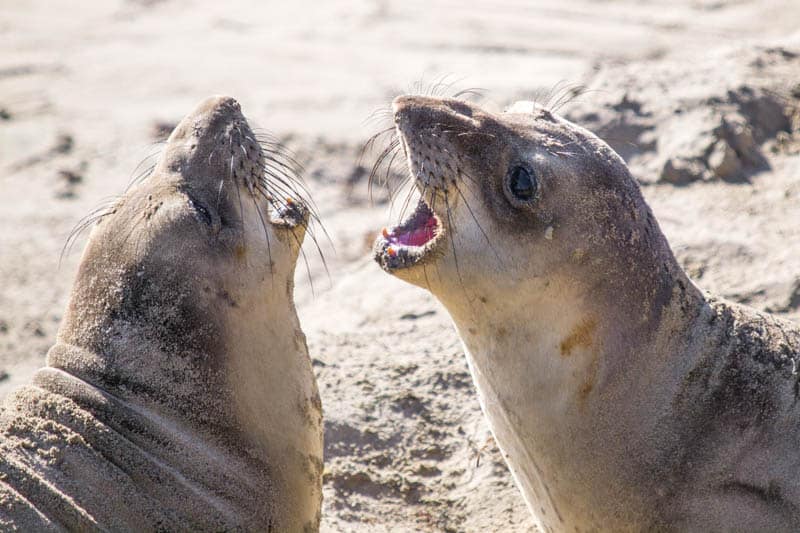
[1,0,799,530]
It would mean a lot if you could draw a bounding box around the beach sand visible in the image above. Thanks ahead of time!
[1,1,799,530]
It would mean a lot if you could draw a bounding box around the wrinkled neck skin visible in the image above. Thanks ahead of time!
[46,210,322,531]
[426,220,706,530]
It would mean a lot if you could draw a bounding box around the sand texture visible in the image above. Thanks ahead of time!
[1,0,799,531]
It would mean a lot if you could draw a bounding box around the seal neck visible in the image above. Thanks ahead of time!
[47,292,323,530]
[441,224,707,410]
[440,249,707,530]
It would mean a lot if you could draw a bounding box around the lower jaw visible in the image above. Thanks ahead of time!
[374,233,446,273]
[272,199,308,228]
[373,238,439,272]
[373,194,446,272]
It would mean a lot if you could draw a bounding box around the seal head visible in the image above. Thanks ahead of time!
[375,95,800,531]
[0,96,323,531]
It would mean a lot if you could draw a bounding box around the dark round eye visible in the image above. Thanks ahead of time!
[508,166,537,202]
[189,198,213,225]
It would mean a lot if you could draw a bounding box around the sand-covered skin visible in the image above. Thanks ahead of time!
[2,1,799,531]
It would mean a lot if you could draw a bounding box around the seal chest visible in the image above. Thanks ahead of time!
[0,96,323,531]
[373,94,800,531]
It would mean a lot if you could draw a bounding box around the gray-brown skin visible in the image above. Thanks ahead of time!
[0,96,324,532]
[374,95,800,532]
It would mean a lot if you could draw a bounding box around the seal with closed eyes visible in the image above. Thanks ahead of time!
[373,95,800,532]
[0,96,323,531]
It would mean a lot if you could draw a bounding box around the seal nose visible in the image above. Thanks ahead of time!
[392,95,440,123]
[194,95,242,120]
[165,95,246,146]
[158,95,262,190]
[392,95,475,130]
[392,95,425,115]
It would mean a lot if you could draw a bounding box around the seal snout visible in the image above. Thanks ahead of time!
[166,95,246,145]
[391,95,469,194]
[195,94,243,121]
[392,95,475,127]
[161,95,265,190]
[154,96,315,237]
[372,95,486,273]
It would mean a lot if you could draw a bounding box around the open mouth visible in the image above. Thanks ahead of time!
[374,197,443,270]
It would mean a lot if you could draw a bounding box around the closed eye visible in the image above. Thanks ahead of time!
[188,197,213,225]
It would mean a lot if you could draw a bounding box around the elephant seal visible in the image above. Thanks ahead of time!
[0,96,323,531]
[373,95,800,531]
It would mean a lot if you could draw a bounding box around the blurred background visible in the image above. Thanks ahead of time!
[2,1,799,531]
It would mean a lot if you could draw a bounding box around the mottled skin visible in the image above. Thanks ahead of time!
[377,96,800,532]
[0,96,323,531]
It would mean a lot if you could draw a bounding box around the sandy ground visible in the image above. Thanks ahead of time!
[2,1,800,531]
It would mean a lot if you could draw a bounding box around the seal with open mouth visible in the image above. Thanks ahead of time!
[373,95,800,531]
[0,96,323,531]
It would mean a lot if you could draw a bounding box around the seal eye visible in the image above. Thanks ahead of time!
[189,198,213,225]
[507,166,538,202]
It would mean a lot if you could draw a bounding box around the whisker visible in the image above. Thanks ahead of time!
[216,178,227,211]
[261,158,317,201]
[229,136,248,255]
[383,148,402,191]
[255,185,333,275]
[386,173,412,221]
[260,175,323,230]
[255,137,307,174]
[396,178,420,224]
[250,193,274,284]
[273,199,316,298]
[262,150,305,179]
[359,126,396,163]
[368,138,401,203]
[125,151,160,192]
[430,73,458,97]
[453,181,502,266]
[550,83,588,113]
[60,198,119,265]
[361,107,394,127]
[452,87,487,100]
[428,191,444,286]
[251,134,328,242]
[443,190,466,294]
[542,80,568,110]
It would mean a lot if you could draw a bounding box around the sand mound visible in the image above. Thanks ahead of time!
[566,45,800,185]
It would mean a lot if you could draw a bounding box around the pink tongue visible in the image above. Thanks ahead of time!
[391,217,437,247]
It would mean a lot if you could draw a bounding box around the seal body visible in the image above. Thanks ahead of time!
[374,95,800,531]
[0,96,323,531]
